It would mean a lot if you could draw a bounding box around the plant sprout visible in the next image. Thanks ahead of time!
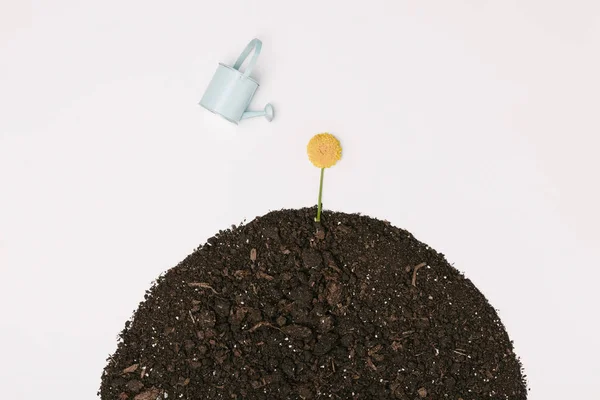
[306,133,342,222]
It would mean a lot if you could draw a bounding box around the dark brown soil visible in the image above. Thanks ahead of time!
[100,208,526,400]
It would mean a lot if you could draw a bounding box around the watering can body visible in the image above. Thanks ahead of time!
[200,39,274,124]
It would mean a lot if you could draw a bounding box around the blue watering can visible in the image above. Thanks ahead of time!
[199,38,274,124]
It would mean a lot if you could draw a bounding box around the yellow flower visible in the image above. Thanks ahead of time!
[307,133,342,168]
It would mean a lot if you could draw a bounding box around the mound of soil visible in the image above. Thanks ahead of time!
[99,208,526,399]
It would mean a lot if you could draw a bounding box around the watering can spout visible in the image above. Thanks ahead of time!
[241,103,274,122]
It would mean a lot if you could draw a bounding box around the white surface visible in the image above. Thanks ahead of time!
[1,1,599,398]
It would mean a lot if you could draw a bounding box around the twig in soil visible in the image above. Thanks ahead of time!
[366,357,377,371]
[187,282,219,294]
[411,262,427,287]
[248,321,281,333]
[122,363,138,374]
[188,310,196,325]
[250,283,258,294]
[453,350,468,357]
[256,271,274,281]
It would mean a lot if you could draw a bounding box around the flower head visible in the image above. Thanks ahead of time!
[307,133,342,168]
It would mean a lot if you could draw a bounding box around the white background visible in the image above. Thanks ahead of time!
[1,1,599,399]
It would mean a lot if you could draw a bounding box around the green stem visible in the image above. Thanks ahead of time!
[316,168,325,222]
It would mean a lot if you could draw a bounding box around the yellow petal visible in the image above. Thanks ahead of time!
[307,133,342,168]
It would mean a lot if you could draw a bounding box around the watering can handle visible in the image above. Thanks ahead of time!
[232,38,262,79]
